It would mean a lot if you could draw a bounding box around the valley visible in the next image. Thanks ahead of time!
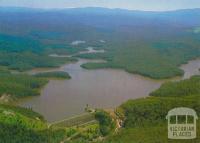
[16,57,200,122]
[0,7,200,143]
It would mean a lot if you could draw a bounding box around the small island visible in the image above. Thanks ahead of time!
[34,71,71,79]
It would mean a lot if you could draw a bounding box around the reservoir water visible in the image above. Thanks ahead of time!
[17,58,200,122]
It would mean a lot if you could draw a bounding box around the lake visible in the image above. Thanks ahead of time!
[17,58,200,122]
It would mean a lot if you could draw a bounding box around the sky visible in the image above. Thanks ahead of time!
[0,0,200,11]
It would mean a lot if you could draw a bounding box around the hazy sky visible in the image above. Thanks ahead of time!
[0,0,200,11]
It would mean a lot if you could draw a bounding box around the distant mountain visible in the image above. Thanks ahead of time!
[0,7,200,27]
[0,7,200,79]
[1,6,200,15]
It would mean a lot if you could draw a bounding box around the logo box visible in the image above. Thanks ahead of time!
[166,107,198,139]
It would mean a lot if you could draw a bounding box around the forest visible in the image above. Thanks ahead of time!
[79,36,200,78]
[0,69,48,99]
[34,71,71,79]
[0,7,200,143]
[0,75,199,143]
[102,75,200,143]
[0,34,77,71]
[0,8,200,78]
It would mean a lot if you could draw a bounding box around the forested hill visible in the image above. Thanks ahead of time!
[0,7,200,78]
[103,75,200,143]
[0,7,200,143]
[0,7,200,31]
[1,75,199,143]
[0,7,200,22]
[1,7,200,38]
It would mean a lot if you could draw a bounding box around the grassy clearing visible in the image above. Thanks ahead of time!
[50,113,96,128]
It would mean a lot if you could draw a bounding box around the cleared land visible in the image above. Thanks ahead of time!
[50,113,97,128]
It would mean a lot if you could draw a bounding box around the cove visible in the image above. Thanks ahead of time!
[17,57,200,122]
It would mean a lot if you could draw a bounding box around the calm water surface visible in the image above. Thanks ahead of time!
[180,59,200,79]
[17,58,200,122]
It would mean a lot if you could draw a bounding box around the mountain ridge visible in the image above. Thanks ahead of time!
[0,6,200,13]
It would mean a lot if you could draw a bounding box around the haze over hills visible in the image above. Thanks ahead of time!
[0,7,200,39]
[0,7,200,78]
[0,6,200,143]
[0,7,200,26]
[1,7,200,36]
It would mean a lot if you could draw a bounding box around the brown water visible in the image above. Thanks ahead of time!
[17,58,200,122]
[180,59,200,79]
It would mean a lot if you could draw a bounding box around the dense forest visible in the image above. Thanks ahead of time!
[0,7,200,143]
[0,8,200,78]
[0,104,68,143]
[102,75,200,143]
[0,75,199,143]
[0,104,115,143]
[34,71,71,79]
[79,35,200,78]
[0,34,77,71]
[0,68,71,101]
[0,68,48,100]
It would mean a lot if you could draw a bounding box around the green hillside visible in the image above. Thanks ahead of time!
[79,38,200,79]
[0,34,77,71]
[102,75,200,143]
[0,71,48,100]
[0,104,67,143]
[1,8,200,143]
[0,74,200,143]
[1,9,200,79]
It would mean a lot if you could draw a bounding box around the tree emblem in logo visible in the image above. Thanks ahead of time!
[166,107,198,139]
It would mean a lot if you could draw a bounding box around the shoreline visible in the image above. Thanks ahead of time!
[15,57,200,122]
